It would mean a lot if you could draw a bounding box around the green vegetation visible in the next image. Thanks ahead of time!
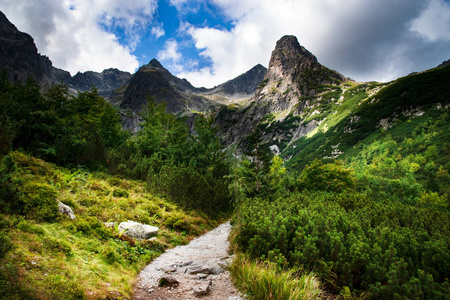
[0,73,231,298]
[0,152,219,299]
[229,254,325,299]
[229,67,450,299]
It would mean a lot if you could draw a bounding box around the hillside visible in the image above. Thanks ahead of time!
[226,64,450,299]
[0,74,232,299]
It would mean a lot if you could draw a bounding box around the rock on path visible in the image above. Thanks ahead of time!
[133,221,243,299]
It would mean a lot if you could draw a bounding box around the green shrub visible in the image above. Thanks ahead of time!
[43,236,72,256]
[298,160,356,193]
[20,182,59,222]
[0,217,14,259]
[152,164,231,214]
[16,219,45,235]
[113,188,129,198]
[75,219,92,234]
[233,191,450,298]
[165,213,191,232]
[102,246,122,265]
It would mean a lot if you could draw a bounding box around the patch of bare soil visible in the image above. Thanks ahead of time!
[133,221,243,300]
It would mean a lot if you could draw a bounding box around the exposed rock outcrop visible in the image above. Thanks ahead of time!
[69,68,132,99]
[0,11,54,83]
[438,59,450,68]
[206,64,267,96]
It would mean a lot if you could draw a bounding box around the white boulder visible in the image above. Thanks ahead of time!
[118,220,159,240]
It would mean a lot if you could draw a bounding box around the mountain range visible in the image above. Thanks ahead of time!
[1,10,448,162]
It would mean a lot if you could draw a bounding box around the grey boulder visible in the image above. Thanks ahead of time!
[118,220,159,240]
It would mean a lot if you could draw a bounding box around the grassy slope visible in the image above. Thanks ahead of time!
[1,152,222,299]
[282,66,450,177]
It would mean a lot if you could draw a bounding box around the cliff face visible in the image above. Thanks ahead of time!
[0,11,54,83]
[0,11,131,99]
[254,35,347,112]
[215,35,350,152]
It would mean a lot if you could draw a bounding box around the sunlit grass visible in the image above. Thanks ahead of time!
[229,254,327,300]
[1,153,221,299]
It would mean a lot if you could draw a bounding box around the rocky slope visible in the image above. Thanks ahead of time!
[215,35,350,153]
[0,11,54,84]
[201,64,267,106]
[0,11,131,99]
[118,59,219,114]
[69,68,132,99]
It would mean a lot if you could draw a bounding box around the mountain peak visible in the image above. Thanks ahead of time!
[148,58,164,69]
[274,35,317,61]
[209,64,267,96]
[138,58,164,72]
[268,35,318,79]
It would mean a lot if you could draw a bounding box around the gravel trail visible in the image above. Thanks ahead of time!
[133,221,243,300]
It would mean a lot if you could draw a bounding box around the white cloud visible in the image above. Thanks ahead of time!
[151,25,165,39]
[0,0,158,74]
[157,39,185,72]
[411,0,450,41]
[169,0,201,14]
[158,39,182,62]
[175,0,450,87]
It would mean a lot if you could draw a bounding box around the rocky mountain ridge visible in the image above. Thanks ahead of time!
[0,11,132,100]
[114,58,266,130]
[215,35,351,153]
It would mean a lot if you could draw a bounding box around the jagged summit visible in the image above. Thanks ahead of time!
[438,59,450,68]
[140,58,164,71]
[268,35,318,79]
[258,35,347,100]
[0,10,17,31]
[0,11,131,96]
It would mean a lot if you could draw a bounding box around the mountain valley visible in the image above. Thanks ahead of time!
[1,9,449,300]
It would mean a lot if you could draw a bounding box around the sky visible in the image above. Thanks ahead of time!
[0,0,449,88]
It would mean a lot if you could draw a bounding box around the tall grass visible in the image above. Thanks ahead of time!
[229,254,327,300]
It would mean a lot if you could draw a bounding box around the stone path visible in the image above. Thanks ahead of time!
[133,221,244,300]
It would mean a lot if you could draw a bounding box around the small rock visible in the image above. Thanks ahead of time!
[211,266,225,275]
[218,259,232,269]
[193,280,211,297]
[103,222,117,228]
[161,266,177,273]
[58,201,76,219]
[197,273,208,279]
[188,266,213,275]
[178,261,193,267]
[158,275,179,287]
